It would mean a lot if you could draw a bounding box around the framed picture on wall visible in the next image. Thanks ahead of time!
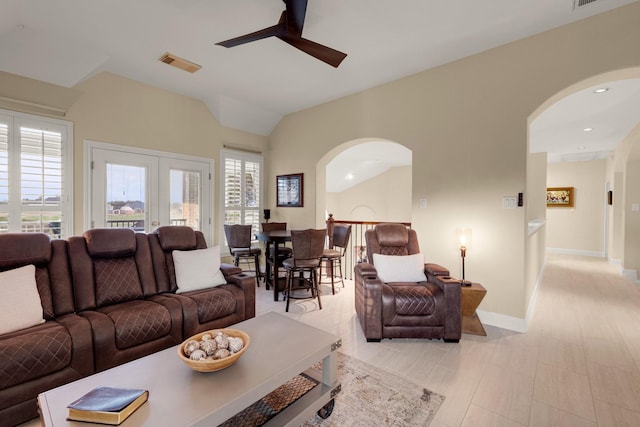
[546,187,574,208]
[277,173,303,207]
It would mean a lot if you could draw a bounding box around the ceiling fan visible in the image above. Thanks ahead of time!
[215,0,347,68]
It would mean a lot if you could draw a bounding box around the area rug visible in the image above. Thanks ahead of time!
[302,352,445,426]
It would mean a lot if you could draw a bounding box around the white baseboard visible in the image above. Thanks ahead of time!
[476,262,545,334]
[622,269,639,285]
[547,247,605,258]
[476,309,528,333]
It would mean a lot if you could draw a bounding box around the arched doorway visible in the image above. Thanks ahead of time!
[315,138,412,225]
[528,67,640,281]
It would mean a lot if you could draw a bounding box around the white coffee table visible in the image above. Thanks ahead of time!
[38,312,341,426]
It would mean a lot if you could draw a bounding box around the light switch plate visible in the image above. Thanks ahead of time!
[502,196,517,209]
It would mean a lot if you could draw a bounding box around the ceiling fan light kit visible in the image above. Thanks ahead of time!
[215,0,347,68]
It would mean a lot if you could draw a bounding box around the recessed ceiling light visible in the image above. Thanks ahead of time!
[593,87,609,93]
[346,173,354,180]
[583,127,593,132]
[577,146,586,150]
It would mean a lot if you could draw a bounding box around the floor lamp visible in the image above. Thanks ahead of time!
[455,227,472,286]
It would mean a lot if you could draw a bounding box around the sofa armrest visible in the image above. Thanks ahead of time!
[225,272,256,319]
[55,314,95,376]
[220,263,242,278]
[432,276,462,341]
[354,263,384,341]
[425,263,450,281]
[355,262,379,279]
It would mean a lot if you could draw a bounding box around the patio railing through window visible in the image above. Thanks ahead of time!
[106,218,187,231]
[325,214,411,280]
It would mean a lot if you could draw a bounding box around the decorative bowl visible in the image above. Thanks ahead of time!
[178,328,250,372]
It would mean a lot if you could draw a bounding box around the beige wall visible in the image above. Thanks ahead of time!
[546,160,606,254]
[525,152,547,320]
[609,122,640,272]
[526,153,548,224]
[1,71,269,245]
[624,158,640,273]
[268,3,640,323]
[2,4,640,326]
[325,166,411,222]
[65,72,268,244]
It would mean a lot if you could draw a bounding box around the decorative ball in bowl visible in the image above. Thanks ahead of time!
[178,328,250,372]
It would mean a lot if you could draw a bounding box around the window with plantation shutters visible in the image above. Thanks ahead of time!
[220,149,263,250]
[0,109,72,237]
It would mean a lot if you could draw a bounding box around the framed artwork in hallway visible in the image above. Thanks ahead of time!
[546,187,574,208]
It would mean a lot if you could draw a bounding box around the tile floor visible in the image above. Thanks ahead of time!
[256,253,640,426]
[21,253,640,426]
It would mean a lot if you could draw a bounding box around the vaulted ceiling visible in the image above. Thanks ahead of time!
[1,0,639,166]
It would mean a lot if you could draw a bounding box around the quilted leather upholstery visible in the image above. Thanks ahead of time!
[392,284,436,316]
[354,224,461,342]
[0,233,93,426]
[0,323,71,389]
[101,300,171,349]
[380,246,409,256]
[1,227,256,425]
[69,228,183,372]
[189,288,237,323]
[148,228,256,337]
[94,258,144,307]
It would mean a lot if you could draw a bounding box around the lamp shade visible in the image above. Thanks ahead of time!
[455,227,472,249]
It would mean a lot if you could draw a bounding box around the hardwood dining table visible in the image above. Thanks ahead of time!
[255,229,291,301]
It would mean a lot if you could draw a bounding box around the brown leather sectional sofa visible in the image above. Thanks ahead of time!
[0,226,256,427]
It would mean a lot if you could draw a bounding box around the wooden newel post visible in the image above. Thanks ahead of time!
[326,213,335,249]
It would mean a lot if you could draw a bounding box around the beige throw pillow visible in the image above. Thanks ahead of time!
[0,264,45,335]
[173,246,227,293]
[372,253,426,283]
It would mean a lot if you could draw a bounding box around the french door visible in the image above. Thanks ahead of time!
[86,141,212,242]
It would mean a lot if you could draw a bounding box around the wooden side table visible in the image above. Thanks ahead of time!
[460,282,487,336]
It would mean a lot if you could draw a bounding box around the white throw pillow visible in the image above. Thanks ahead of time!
[173,246,227,293]
[372,253,426,283]
[0,264,45,335]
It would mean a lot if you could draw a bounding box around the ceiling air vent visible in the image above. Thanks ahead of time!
[574,0,599,9]
[159,52,201,73]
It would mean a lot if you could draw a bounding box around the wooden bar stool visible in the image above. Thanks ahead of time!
[320,225,351,294]
[224,224,262,283]
[283,229,325,312]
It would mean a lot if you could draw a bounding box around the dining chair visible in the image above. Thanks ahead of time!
[320,224,352,295]
[283,229,326,312]
[223,224,262,282]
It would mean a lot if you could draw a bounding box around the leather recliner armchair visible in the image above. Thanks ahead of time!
[354,224,461,342]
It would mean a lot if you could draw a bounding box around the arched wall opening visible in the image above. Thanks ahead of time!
[527,67,640,286]
[315,138,412,227]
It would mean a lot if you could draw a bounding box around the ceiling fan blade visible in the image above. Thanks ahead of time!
[280,35,347,68]
[216,12,286,48]
[285,0,308,36]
